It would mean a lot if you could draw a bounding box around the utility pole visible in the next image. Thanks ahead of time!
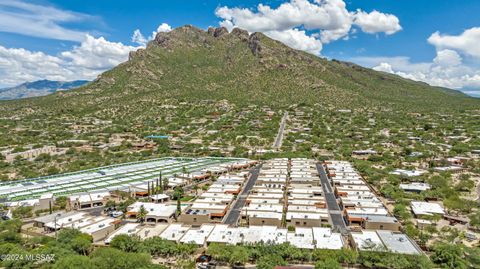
[154,179,157,195]
[159,172,163,194]
[54,213,61,240]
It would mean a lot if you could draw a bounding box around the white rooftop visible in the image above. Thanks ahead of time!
[179,224,215,245]
[351,230,384,251]
[312,227,344,249]
[411,201,445,216]
[160,223,190,241]
[127,202,177,218]
[287,227,315,249]
[391,169,427,177]
[399,182,431,192]
[105,223,140,244]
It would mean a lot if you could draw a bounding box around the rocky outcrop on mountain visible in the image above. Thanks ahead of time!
[213,27,228,38]
[248,33,262,57]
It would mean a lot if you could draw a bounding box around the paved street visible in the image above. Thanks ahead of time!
[316,163,348,234]
[223,164,263,225]
[273,112,288,149]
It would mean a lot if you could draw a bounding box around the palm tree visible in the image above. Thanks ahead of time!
[162,178,169,191]
[137,205,147,225]
[182,166,188,175]
[173,186,184,217]
[193,184,199,196]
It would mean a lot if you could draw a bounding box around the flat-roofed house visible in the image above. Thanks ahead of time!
[286,212,323,227]
[159,223,192,242]
[363,215,401,231]
[33,211,78,228]
[79,217,120,242]
[399,183,431,193]
[312,227,345,249]
[179,224,215,246]
[69,192,111,210]
[410,201,445,217]
[105,223,141,244]
[244,211,283,227]
[150,194,170,203]
[180,203,229,226]
[345,208,389,225]
[352,230,423,255]
[126,202,177,223]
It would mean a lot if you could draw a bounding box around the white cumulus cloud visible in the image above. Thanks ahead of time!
[131,29,147,46]
[428,27,480,58]
[0,35,140,87]
[363,49,480,96]
[0,46,68,86]
[215,0,401,55]
[433,49,462,67]
[373,62,394,73]
[266,29,323,54]
[131,23,172,46]
[156,23,172,33]
[357,27,480,97]
[61,35,138,70]
[353,10,402,35]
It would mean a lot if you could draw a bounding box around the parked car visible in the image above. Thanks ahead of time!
[110,211,124,218]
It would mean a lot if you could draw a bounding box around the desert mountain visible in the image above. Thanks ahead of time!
[1,25,478,119]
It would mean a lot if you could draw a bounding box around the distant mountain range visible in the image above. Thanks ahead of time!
[0,80,89,100]
[0,25,478,117]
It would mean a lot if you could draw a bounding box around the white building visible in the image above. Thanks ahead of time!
[126,202,178,223]
[399,183,431,192]
[411,201,445,216]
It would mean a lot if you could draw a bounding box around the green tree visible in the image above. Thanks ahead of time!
[338,249,358,266]
[469,211,480,228]
[55,196,67,209]
[105,199,117,209]
[90,247,153,269]
[12,206,33,219]
[56,228,93,255]
[53,255,95,269]
[142,236,177,257]
[70,233,93,255]
[0,229,22,244]
[162,178,169,191]
[229,246,250,266]
[138,205,147,224]
[193,184,199,196]
[110,234,142,253]
[175,243,197,259]
[257,255,287,269]
[173,186,184,215]
[206,243,230,262]
[431,243,467,269]
[315,258,342,269]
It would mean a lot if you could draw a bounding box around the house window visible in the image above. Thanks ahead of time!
[193,218,197,222]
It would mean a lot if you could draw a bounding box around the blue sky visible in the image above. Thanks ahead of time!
[1,0,479,96]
